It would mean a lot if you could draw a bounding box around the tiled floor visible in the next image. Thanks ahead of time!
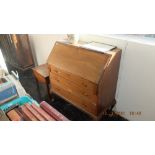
[6,63,127,121]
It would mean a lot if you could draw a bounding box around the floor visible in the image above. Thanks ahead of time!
[6,63,127,121]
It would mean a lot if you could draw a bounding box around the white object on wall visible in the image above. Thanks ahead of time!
[117,42,155,121]
[67,34,79,44]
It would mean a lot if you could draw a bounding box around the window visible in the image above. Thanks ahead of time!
[127,34,155,39]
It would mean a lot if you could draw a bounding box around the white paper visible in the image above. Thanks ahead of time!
[80,42,116,53]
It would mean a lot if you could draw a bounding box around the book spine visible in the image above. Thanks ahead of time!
[7,109,23,121]
[24,103,46,121]
[5,104,19,113]
[15,108,25,120]
[19,105,38,121]
[31,103,55,121]
[40,101,69,121]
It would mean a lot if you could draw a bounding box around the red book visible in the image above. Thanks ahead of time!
[40,101,69,121]
[20,105,38,121]
[31,103,55,121]
[7,109,23,121]
[15,108,25,120]
[24,103,46,121]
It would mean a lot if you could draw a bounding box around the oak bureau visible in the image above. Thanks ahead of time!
[47,41,122,120]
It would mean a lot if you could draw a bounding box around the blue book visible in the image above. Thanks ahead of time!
[0,81,18,105]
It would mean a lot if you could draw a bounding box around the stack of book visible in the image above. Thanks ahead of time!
[5,101,69,121]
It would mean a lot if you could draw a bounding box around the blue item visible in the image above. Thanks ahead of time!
[0,96,39,112]
[0,81,18,105]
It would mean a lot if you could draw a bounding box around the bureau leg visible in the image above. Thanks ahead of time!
[109,99,116,112]
[96,99,116,121]
[50,90,55,103]
[35,78,42,101]
[102,99,116,119]
[92,113,103,121]
[45,81,51,102]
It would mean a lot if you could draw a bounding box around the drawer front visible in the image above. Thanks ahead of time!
[52,82,98,116]
[33,70,46,83]
[50,73,98,103]
[50,65,97,95]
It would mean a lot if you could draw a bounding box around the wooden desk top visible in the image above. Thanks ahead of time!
[32,64,49,78]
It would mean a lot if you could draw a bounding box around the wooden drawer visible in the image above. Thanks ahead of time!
[52,83,98,116]
[33,70,46,83]
[50,73,98,103]
[50,65,97,94]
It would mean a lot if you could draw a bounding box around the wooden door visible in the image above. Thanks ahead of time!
[10,34,34,69]
[0,34,34,70]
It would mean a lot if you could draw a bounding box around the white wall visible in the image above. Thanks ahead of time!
[80,35,155,121]
[29,34,66,65]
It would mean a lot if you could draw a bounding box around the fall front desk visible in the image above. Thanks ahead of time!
[46,41,122,120]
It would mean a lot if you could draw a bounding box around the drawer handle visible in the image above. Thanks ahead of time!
[83,92,88,96]
[82,83,87,87]
[54,69,59,73]
[55,79,60,82]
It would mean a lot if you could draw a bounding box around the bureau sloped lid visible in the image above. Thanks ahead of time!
[47,42,110,84]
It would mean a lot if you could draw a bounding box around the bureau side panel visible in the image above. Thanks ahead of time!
[98,49,122,110]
